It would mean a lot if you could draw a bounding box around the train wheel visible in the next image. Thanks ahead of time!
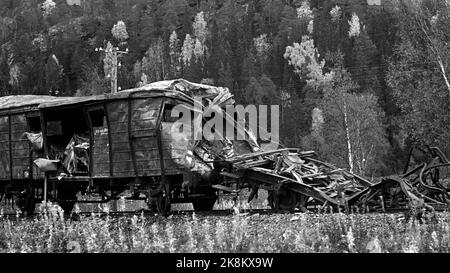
[16,185,36,216]
[192,187,217,211]
[147,185,171,216]
[57,187,77,214]
[156,191,171,216]
[192,196,217,211]
[58,200,76,215]
[268,187,306,211]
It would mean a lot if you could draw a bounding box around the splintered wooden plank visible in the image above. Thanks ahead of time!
[220,171,242,179]
[235,158,272,168]
[226,148,300,163]
[243,168,341,205]
[212,184,240,193]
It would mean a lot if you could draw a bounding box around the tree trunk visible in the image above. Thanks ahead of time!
[161,53,166,80]
[437,59,450,96]
[343,102,354,173]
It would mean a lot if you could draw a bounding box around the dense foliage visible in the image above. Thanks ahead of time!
[1,203,450,253]
[0,0,448,176]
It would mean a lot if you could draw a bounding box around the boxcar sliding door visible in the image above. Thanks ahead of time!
[87,105,110,177]
[129,98,163,177]
[129,98,181,177]
[105,100,134,177]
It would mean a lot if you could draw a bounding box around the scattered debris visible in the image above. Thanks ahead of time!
[214,146,450,213]
[164,81,450,213]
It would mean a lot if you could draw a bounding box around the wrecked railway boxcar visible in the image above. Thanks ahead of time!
[0,79,449,216]
[0,79,259,215]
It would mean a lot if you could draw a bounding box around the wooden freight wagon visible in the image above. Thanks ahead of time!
[0,82,230,215]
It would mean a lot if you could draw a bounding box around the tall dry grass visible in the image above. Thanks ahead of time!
[1,202,450,253]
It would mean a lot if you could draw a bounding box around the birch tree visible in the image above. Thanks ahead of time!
[288,45,388,174]
[387,0,450,154]
[169,30,182,78]
[111,20,129,43]
[41,0,56,17]
[348,13,360,38]
[181,34,194,67]
[284,35,333,91]
[404,0,450,95]
[320,66,388,175]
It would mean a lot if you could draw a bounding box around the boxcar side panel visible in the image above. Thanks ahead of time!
[107,100,134,177]
[0,116,10,180]
[10,114,29,180]
[130,98,183,176]
[131,98,161,176]
[89,107,110,177]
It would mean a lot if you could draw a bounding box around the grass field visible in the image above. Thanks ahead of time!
[1,201,450,253]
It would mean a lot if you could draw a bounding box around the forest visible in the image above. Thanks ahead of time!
[0,0,448,178]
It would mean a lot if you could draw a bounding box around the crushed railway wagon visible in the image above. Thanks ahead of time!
[0,79,259,215]
[0,79,449,216]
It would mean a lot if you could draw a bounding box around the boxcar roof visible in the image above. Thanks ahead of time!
[0,79,233,111]
[37,89,189,109]
[0,95,69,111]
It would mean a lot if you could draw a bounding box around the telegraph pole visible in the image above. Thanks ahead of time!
[95,45,128,93]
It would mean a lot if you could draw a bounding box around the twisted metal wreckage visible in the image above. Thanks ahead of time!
[167,80,450,213]
[0,79,448,215]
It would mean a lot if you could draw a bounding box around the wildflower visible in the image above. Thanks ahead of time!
[346,227,356,253]
[431,231,439,251]
[67,241,81,253]
[74,204,81,214]
[185,221,196,252]
[319,235,331,253]
[403,241,419,253]
[165,223,176,253]
[202,220,214,253]
[366,237,382,253]
[215,220,226,251]
[102,203,110,214]
[232,204,240,215]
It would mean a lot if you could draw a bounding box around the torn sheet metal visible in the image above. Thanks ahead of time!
[147,79,259,176]
[24,132,43,152]
[63,134,90,174]
[221,146,450,212]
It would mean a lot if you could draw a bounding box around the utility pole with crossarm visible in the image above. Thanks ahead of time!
[95,45,128,93]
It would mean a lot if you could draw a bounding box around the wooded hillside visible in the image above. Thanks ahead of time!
[0,0,449,176]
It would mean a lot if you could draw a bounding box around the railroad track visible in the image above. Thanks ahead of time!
[1,206,430,220]
[0,208,281,219]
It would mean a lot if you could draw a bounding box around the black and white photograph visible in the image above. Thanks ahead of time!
[0,0,449,262]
